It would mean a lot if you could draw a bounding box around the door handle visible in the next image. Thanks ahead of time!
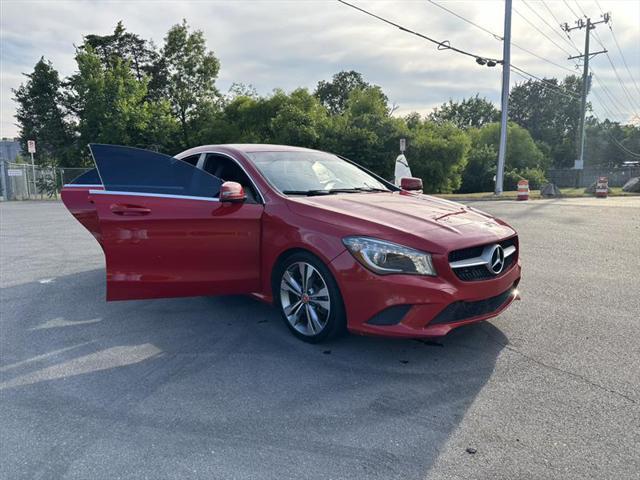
[110,204,151,216]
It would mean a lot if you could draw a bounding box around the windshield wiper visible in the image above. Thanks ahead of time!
[353,187,390,192]
[283,188,370,196]
[282,190,331,196]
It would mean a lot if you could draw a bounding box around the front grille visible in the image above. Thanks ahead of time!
[454,255,516,281]
[449,237,517,282]
[430,285,516,325]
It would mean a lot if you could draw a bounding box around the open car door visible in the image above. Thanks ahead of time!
[87,144,263,301]
[60,168,104,241]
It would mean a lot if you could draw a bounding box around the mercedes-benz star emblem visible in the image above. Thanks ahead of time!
[488,245,505,275]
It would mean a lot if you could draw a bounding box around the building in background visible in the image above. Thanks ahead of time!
[1,138,22,200]
[0,138,21,163]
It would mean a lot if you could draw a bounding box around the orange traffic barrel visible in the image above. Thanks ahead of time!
[517,179,529,201]
[595,176,608,198]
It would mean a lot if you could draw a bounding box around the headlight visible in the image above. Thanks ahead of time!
[342,237,436,276]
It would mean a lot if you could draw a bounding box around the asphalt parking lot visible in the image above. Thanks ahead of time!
[1,197,639,480]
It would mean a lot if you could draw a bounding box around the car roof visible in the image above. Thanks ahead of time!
[178,144,322,158]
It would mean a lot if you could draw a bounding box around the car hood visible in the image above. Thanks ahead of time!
[286,192,515,253]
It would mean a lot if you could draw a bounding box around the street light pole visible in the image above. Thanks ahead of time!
[495,0,512,195]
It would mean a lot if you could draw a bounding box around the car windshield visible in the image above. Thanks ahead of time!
[247,151,390,195]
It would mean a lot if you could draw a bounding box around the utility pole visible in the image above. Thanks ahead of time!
[563,14,610,170]
[495,0,512,196]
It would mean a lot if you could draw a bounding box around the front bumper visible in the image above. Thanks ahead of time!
[329,249,521,338]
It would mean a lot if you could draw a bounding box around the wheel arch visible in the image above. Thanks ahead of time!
[270,247,322,297]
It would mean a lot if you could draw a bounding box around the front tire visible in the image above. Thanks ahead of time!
[274,252,346,343]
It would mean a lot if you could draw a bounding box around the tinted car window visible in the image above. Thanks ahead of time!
[89,144,222,198]
[68,168,101,185]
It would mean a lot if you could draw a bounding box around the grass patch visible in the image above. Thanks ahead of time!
[437,187,637,201]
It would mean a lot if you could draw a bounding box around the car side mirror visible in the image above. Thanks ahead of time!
[400,177,423,191]
[220,181,246,203]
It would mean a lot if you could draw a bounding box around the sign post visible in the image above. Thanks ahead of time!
[27,140,36,197]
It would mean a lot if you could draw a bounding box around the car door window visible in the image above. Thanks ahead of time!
[90,144,222,198]
[68,168,102,185]
[180,154,200,167]
[204,153,259,203]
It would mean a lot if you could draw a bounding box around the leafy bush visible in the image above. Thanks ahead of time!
[36,175,58,198]
[408,122,470,193]
[504,167,547,191]
[459,144,497,193]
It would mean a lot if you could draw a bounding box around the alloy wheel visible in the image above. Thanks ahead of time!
[280,261,331,336]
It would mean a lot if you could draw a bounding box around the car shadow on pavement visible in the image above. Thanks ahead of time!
[1,268,507,480]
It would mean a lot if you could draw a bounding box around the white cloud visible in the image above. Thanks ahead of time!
[1,0,638,138]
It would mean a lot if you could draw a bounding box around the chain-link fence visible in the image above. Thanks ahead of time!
[0,160,93,200]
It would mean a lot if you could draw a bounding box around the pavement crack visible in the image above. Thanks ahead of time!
[481,325,638,405]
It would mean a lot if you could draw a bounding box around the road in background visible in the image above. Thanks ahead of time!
[1,198,639,479]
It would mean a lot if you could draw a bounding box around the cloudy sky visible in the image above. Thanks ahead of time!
[1,0,639,138]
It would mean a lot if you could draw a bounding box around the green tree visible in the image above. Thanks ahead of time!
[407,121,470,193]
[81,21,159,83]
[314,70,375,115]
[270,89,330,147]
[459,121,547,192]
[324,86,406,179]
[12,58,72,165]
[584,118,640,167]
[509,75,582,168]
[474,121,547,171]
[161,20,221,148]
[428,94,500,129]
[65,47,177,159]
[459,144,497,193]
[197,88,330,147]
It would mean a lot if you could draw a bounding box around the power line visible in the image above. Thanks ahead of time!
[425,0,501,40]
[510,65,580,101]
[336,0,501,64]
[426,0,577,74]
[608,26,640,97]
[585,9,640,113]
[593,43,640,113]
[592,0,640,97]
[601,53,640,112]
[591,89,618,119]
[563,0,581,20]
[512,46,576,75]
[591,71,633,118]
[339,0,637,157]
[541,0,580,49]
[573,0,588,18]
[609,136,640,158]
[521,0,580,54]
[590,87,628,123]
[512,6,573,56]
[514,66,640,158]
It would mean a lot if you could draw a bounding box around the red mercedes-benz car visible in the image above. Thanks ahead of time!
[61,144,520,343]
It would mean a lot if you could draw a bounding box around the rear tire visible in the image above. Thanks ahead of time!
[274,252,346,343]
